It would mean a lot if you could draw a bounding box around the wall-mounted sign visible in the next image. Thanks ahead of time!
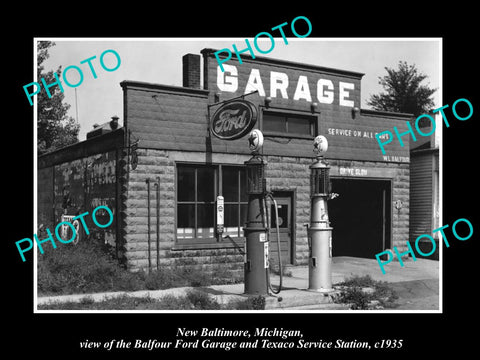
[210,100,258,140]
[339,167,368,176]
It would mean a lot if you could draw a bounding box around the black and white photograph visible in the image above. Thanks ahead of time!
[32,37,442,314]
[7,9,478,356]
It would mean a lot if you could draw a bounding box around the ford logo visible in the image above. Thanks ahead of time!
[210,100,258,140]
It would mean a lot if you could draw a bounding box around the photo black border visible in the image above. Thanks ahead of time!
[7,8,477,355]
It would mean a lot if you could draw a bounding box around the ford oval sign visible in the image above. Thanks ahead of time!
[210,100,258,140]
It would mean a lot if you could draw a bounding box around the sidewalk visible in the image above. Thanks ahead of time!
[37,256,440,311]
[206,256,439,310]
[266,256,440,310]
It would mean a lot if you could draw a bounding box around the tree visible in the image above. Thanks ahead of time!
[367,61,436,117]
[37,41,80,155]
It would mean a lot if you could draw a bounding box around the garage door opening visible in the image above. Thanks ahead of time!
[329,178,391,259]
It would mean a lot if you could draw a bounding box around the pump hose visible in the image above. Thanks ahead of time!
[266,193,283,294]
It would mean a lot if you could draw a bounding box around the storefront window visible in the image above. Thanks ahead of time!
[262,111,316,138]
[176,164,246,242]
[222,166,247,238]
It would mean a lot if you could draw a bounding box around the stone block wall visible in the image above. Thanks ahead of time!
[121,148,245,276]
[265,156,410,265]
[121,148,410,273]
[122,148,175,270]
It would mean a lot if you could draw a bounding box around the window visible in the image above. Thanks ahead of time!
[262,111,316,138]
[176,164,247,243]
[222,166,248,238]
[177,165,215,240]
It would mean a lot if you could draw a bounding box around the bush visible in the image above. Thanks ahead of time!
[185,290,221,310]
[143,268,186,290]
[223,295,265,310]
[38,239,244,296]
[336,287,370,310]
[37,239,143,295]
[335,275,397,310]
[337,274,376,288]
[39,292,262,311]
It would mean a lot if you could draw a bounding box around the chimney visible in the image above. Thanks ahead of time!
[182,53,201,89]
[110,115,119,130]
[86,115,119,139]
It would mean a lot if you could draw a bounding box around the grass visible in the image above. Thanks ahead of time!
[335,275,398,310]
[37,237,243,297]
[38,290,266,311]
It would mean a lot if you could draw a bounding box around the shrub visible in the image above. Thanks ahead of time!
[185,290,221,310]
[37,236,243,296]
[225,295,266,310]
[37,238,143,295]
[144,268,186,290]
[337,274,376,288]
[336,287,371,310]
[155,294,194,310]
[335,275,397,310]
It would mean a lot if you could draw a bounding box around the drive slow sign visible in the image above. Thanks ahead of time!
[210,100,258,140]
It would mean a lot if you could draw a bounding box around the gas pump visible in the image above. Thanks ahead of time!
[243,130,282,296]
[308,135,337,292]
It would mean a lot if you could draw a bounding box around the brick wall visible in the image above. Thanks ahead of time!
[182,54,201,89]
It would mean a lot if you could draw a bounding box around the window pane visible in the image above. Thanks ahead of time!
[240,168,247,202]
[178,204,195,228]
[177,204,195,239]
[224,204,238,227]
[271,204,288,228]
[263,113,286,133]
[197,203,214,228]
[177,166,195,201]
[288,116,312,135]
[224,204,239,236]
[197,203,214,239]
[197,167,215,202]
[222,167,238,202]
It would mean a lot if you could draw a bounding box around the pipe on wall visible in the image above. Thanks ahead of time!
[154,177,160,270]
[146,178,152,273]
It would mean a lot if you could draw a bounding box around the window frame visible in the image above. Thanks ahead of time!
[175,162,247,246]
[221,165,248,239]
[176,164,217,242]
[260,107,318,139]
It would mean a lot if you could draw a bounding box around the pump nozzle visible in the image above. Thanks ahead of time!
[265,193,283,295]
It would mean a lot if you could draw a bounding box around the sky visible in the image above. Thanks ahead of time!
[38,38,441,141]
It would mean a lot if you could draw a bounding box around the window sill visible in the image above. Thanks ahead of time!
[263,131,314,140]
[172,237,245,251]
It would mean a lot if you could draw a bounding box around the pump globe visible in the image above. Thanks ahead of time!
[313,135,328,155]
[248,129,264,152]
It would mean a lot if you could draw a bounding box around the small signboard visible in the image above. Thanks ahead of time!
[210,100,258,140]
